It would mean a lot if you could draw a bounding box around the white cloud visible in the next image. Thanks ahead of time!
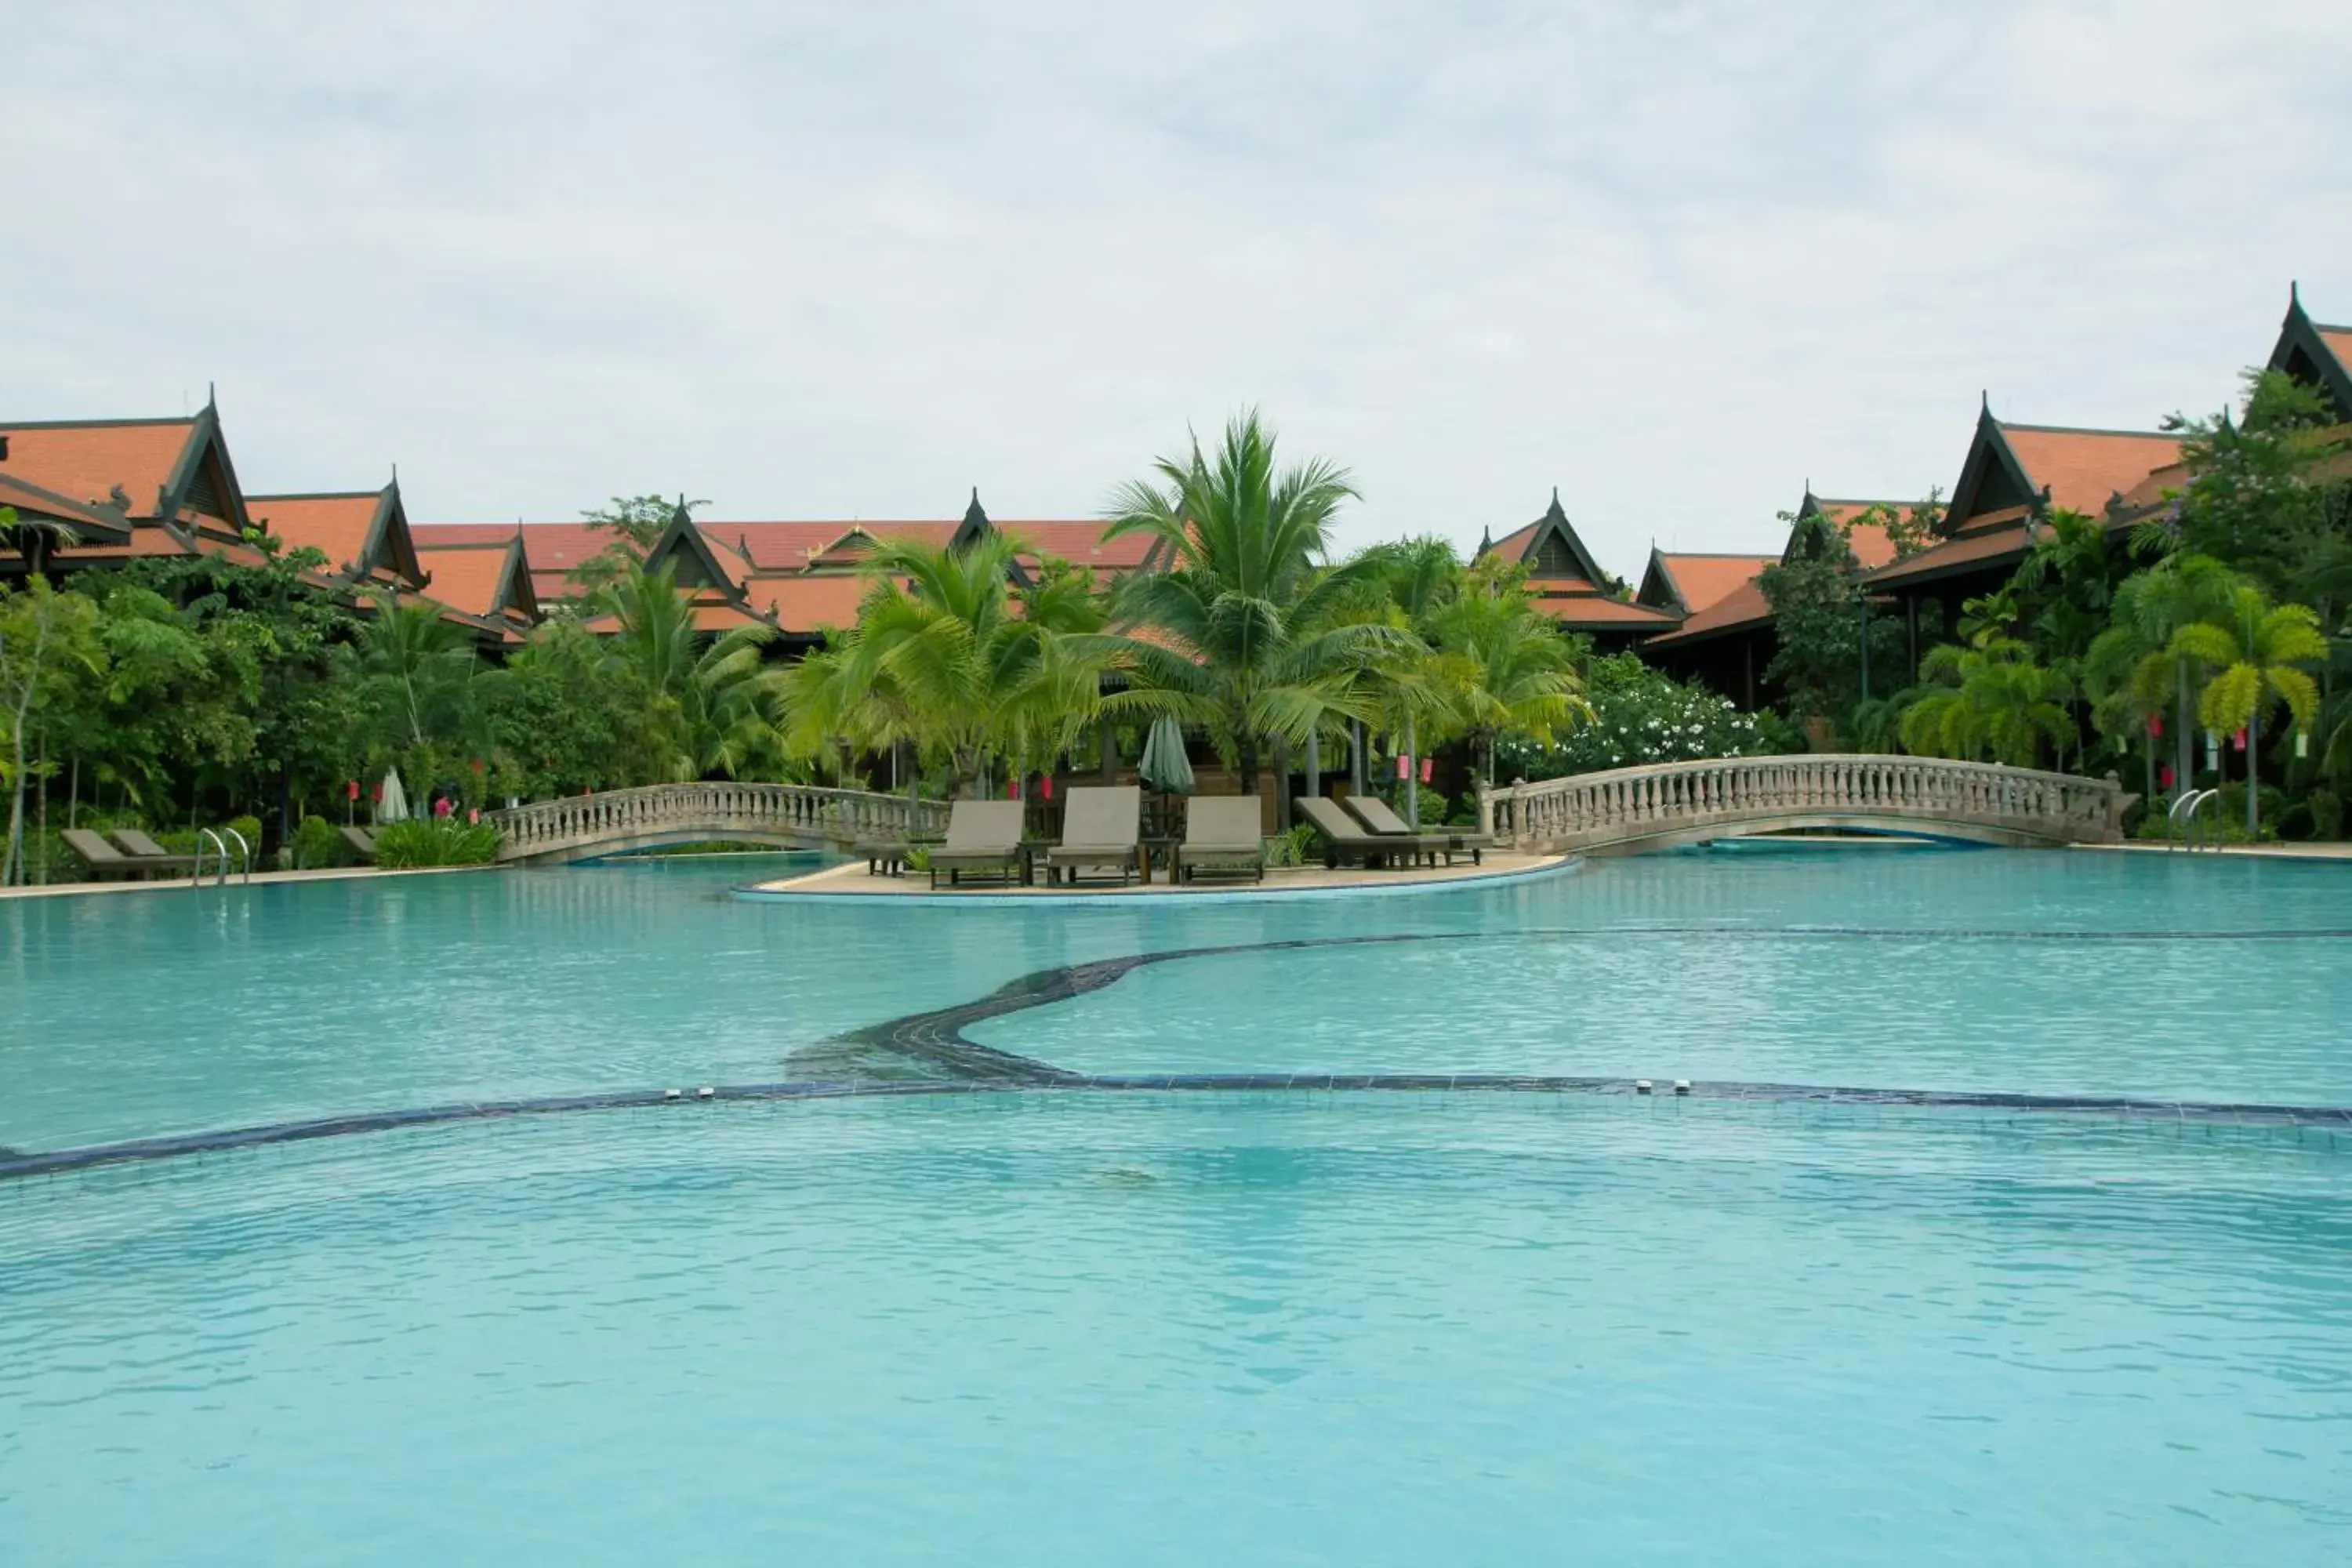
[4,0,2348,567]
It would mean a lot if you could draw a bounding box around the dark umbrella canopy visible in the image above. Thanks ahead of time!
[1138,716,1196,795]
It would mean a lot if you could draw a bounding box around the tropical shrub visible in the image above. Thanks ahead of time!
[372,818,502,868]
[291,814,347,869]
[1491,655,1769,780]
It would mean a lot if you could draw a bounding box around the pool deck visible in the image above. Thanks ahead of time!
[0,862,498,902]
[747,851,1572,900]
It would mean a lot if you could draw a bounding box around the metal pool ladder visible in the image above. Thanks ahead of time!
[194,826,253,885]
[2167,789,2223,852]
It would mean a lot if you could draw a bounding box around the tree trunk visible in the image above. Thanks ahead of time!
[1350,720,1366,796]
[1272,737,1291,831]
[2174,670,2191,804]
[1304,731,1320,803]
[1403,714,1418,826]
[1237,733,1260,795]
[2247,705,2261,838]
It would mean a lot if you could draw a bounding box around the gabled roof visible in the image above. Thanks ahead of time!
[1641,576,1773,648]
[1944,401,2179,532]
[415,533,542,630]
[247,479,425,590]
[1795,492,1910,570]
[1480,489,1612,586]
[1637,550,1776,619]
[2267,282,2352,420]
[0,402,251,541]
[642,501,752,597]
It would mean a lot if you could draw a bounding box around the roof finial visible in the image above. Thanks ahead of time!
[1477,524,1492,556]
[205,380,216,411]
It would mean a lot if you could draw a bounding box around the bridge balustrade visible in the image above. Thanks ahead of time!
[1479,754,2125,852]
[490,782,953,862]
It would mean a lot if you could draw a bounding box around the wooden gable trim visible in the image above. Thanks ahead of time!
[641,503,771,623]
[2267,283,2352,421]
[156,400,253,543]
[949,488,994,554]
[360,477,426,589]
[1515,489,1609,584]
[1635,548,1687,615]
[1944,402,2043,535]
[495,533,542,623]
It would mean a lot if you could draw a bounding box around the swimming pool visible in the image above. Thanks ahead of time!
[5,849,2350,1563]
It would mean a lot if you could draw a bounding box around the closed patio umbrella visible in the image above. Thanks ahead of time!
[1137,716,1193,843]
[376,767,411,825]
[1138,716,1194,796]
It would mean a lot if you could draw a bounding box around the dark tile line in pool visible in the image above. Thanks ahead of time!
[16,925,2352,1185]
[8,1076,2350,1185]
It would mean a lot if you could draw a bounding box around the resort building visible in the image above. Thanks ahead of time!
[413,492,1164,650]
[1860,403,2180,642]
[1474,491,1679,649]
[0,403,257,579]
[1640,492,1911,706]
[2269,283,2352,420]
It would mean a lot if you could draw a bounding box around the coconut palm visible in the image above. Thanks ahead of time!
[342,590,487,753]
[2170,584,2326,835]
[1099,412,1411,793]
[600,561,787,782]
[1420,564,1590,786]
[784,532,1104,796]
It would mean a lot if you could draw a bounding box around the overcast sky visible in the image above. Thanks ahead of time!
[8,2,2350,569]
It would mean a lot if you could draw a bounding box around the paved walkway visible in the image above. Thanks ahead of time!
[0,862,495,902]
[750,852,1569,898]
[2074,841,2352,864]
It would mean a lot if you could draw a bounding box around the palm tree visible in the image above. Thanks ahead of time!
[1899,637,2074,768]
[343,590,485,753]
[2170,584,2325,835]
[784,532,1104,797]
[2082,554,2241,807]
[1100,411,1410,794]
[600,562,787,782]
[1418,561,1590,786]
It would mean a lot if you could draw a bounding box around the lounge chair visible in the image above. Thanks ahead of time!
[106,829,201,877]
[1341,795,1489,866]
[927,801,1029,888]
[1175,797,1265,883]
[62,829,152,881]
[853,833,940,877]
[1046,785,1142,887]
[1294,797,1404,869]
[340,826,379,861]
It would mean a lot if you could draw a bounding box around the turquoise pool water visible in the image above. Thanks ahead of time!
[5,849,2351,1563]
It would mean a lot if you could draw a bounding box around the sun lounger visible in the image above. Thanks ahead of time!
[339,826,379,861]
[105,829,201,877]
[1175,796,1265,883]
[927,801,1029,888]
[1341,794,1488,866]
[62,829,151,880]
[1295,797,1405,869]
[1046,785,1142,887]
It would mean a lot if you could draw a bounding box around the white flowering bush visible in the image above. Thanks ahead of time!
[1492,654,1779,781]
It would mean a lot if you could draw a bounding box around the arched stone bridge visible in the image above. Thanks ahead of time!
[1480,755,2128,854]
[490,782,949,864]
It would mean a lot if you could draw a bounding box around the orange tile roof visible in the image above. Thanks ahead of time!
[1865,521,2037,589]
[2321,328,2352,376]
[747,573,884,633]
[1526,586,1679,629]
[1999,425,2180,517]
[0,474,131,539]
[1805,499,1911,569]
[0,419,198,521]
[1650,554,1774,615]
[414,543,524,622]
[248,492,379,574]
[1643,578,1773,647]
